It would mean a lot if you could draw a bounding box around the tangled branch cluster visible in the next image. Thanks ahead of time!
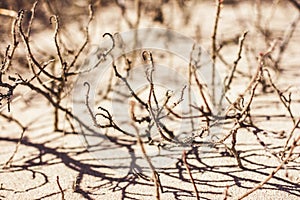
[0,0,299,199]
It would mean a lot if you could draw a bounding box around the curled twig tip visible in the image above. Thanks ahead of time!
[142,51,153,62]
[84,82,90,94]
[49,15,58,25]
[102,33,115,55]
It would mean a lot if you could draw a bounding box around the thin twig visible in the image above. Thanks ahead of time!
[26,1,38,38]
[50,15,65,70]
[112,61,148,108]
[230,126,243,168]
[192,64,212,114]
[18,10,62,81]
[132,124,161,200]
[56,176,65,200]
[1,10,19,73]
[282,118,300,158]
[182,150,200,200]
[84,82,133,137]
[3,128,26,169]
[211,0,223,105]
[143,51,174,142]
[225,31,248,92]
[264,69,295,124]
[188,44,196,131]
[225,39,278,116]
[70,4,94,69]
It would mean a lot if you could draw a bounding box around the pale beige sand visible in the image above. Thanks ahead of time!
[0,1,300,199]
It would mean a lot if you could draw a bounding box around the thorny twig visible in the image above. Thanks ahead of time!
[182,150,200,200]
[0,8,23,112]
[264,69,295,124]
[188,44,213,131]
[16,3,95,131]
[1,1,299,198]
[132,124,162,200]
[1,10,19,73]
[193,69,212,114]
[228,70,261,168]
[211,0,223,105]
[225,31,248,92]
[143,51,175,143]
[218,41,279,168]
[188,44,196,131]
[225,39,279,115]
[112,60,148,108]
[70,4,94,69]
[50,15,65,71]
[282,118,300,159]
[26,1,38,38]
[84,82,133,137]
[78,32,115,74]
[16,73,98,135]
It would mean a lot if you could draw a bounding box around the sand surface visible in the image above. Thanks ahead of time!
[0,1,300,199]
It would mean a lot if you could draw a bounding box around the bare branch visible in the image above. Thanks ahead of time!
[182,150,200,200]
[3,128,26,169]
[69,4,94,69]
[211,0,223,104]
[132,124,162,200]
[56,176,65,200]
[225,31,248,91]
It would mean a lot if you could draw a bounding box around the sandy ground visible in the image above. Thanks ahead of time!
[0,1,300,200]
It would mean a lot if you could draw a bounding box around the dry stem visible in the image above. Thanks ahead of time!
[225,31,248,92]
[56,176,65,200]
[211,0,223,105]
[182,150,200,200]
[133,124,161,200]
